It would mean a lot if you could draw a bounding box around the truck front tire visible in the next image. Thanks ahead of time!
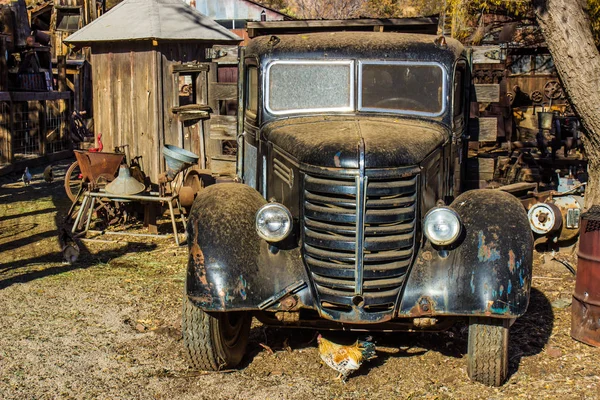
[467,317,509,386]
[182,295,251,370]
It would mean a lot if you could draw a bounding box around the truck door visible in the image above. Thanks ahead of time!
[451,60,469,198]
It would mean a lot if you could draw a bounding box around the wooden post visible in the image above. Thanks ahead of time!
[39,100,47,156]
[236,47,245,178]
[8,99,14,163]
[0,102,7,164]
[197,68,208,169]
[57,56,69,149]
[57,56,67,92]
[205,63,221,170]
[74,70,80,112]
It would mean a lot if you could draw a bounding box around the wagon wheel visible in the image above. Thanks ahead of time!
[530,90,544,103]
[544,80,562,100]
[64,161,84,202]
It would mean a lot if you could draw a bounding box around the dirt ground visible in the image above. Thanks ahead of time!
[0,160,598,400]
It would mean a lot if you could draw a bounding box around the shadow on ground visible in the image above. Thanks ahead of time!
[0,159,160,290]
[243,287,553,379]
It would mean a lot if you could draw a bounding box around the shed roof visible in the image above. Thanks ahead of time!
[65,0,241,44]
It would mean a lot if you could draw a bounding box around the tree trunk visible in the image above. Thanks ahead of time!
[534,0,600,207]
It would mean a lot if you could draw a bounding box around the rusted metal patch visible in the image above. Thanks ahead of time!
[571,208,600,347]
[477,231,501,262]
[189,223,213,305]
[508,249,516,273]
[571,296,600,347]
[409,296,435,317]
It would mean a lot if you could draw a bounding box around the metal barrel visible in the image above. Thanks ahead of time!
[571,206,600,347]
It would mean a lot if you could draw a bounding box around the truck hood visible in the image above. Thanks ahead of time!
[264,116,449,169]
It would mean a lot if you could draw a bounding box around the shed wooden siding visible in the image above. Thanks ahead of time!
[91,43,161,181]
[90,42,216,182]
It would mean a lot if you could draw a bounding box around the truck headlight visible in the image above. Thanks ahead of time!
[423,207,462,246]
[256,203,292,242]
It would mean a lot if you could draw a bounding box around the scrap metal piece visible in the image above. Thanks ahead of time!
[258,280,306,310]
[105,166,146,196]
[528,202,561,234]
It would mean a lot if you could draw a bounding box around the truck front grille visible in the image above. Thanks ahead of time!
[303,171,417,316]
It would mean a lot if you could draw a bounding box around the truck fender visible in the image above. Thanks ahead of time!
[185,183,307,311]
[399,189,533,318]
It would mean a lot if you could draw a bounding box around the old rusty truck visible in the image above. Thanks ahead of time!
[182,31,533,386]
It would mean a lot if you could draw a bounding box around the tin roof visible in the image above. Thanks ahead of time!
[65,0,241,44]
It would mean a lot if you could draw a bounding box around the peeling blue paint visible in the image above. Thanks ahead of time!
[507,280,512,294]
[470,271,475,293]
[490,305,509,314]
[519,269,524,286]
[477,231,501,262]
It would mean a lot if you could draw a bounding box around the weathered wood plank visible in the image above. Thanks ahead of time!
[208,82,237,101]
[204,65,222,169]
[171,62,210,73]
[471,46,503,64]
[207,45,238,64]
[209,115,237,140]
[210,155,236,176]
[162,56,180,150]
[473,84,500,103]
[469,117,499,142]
[246,17,439,38]
[477,117,498,142]
[466,157,496,181]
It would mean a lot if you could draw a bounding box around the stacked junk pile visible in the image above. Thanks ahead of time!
[496,107,598,349]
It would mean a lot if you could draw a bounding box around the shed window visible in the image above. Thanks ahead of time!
[56,9,81,32]
[178,74,195,106]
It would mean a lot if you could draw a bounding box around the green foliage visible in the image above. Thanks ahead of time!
[364,0,442,18]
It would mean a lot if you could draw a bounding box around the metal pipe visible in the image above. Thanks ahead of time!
[71,195,89,233]
[86,230,173,239]
[87,191,179,202]
[168,200,180,246]
[84,196,96,233]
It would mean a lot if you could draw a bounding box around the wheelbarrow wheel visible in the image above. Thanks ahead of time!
[64,161,83,202]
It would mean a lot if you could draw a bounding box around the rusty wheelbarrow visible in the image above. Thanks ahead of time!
[64,150,125,202]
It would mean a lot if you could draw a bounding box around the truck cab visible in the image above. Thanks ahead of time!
[183,31,533,386]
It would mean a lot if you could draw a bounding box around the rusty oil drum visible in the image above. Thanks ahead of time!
[571,206,600,347]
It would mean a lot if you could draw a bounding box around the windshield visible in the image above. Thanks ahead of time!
[266,61,354,115]
[359,62,445,115]
[265,60,445,116]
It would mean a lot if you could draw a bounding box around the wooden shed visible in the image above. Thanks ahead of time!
[64,0,241,183]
